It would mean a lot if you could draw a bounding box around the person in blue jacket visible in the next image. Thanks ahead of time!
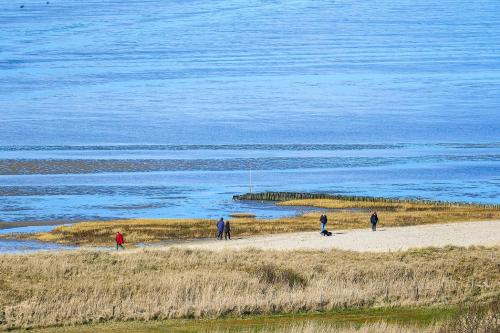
[217,217,225,240]
[320,214,328,234]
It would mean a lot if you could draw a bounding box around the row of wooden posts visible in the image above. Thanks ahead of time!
[233,191,500,209]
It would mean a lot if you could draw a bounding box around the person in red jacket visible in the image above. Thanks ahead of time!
[115,231,125,250]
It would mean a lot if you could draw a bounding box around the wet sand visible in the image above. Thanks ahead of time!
[0,220,65,230]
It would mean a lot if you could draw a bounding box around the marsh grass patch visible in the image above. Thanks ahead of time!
[253,263,308,288]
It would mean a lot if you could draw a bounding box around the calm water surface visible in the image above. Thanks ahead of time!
[0,1,499,250]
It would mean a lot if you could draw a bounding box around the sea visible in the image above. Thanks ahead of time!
[0,0,499,251]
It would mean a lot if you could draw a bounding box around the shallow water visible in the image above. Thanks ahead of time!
[0,1,499,251]
[0,143,498,224]
[0,237,76,253]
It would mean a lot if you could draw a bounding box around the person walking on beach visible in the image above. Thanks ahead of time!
[115,231,125,250]
[370,211,379,231]
[224,220,231,240]
[320,214,328,234]
[217,217,225,240]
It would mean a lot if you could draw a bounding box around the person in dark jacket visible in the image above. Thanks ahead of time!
[217,218,225,240]
[115,231,125,250]
[224,220,231,240]
[370,211,379,231]
[320,214,328,234]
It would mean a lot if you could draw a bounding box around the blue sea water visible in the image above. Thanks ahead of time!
[0,0,499,251]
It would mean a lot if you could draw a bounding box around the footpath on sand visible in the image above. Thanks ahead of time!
[168,220,500,252]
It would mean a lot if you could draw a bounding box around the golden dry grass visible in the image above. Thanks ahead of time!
[4,197,498,246]
[0,246,498,330]
[278,198,500,231]
[279,198,481,209]
[230,213,257,219]
[3,197,499,246]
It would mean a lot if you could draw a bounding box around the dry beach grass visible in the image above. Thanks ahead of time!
[0,246,498,329]
[4,197,500,246]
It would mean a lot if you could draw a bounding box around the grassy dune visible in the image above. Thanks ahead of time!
[5,197,500,246]
[0,246,498,330]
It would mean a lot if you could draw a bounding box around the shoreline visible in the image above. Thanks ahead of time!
[1,220,499,255]
[1,194,499,251]
[170,220,500,252]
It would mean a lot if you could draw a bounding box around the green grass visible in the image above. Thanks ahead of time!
[10,306,457,333]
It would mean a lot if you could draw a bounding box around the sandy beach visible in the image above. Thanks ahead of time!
[173,220,500,252]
